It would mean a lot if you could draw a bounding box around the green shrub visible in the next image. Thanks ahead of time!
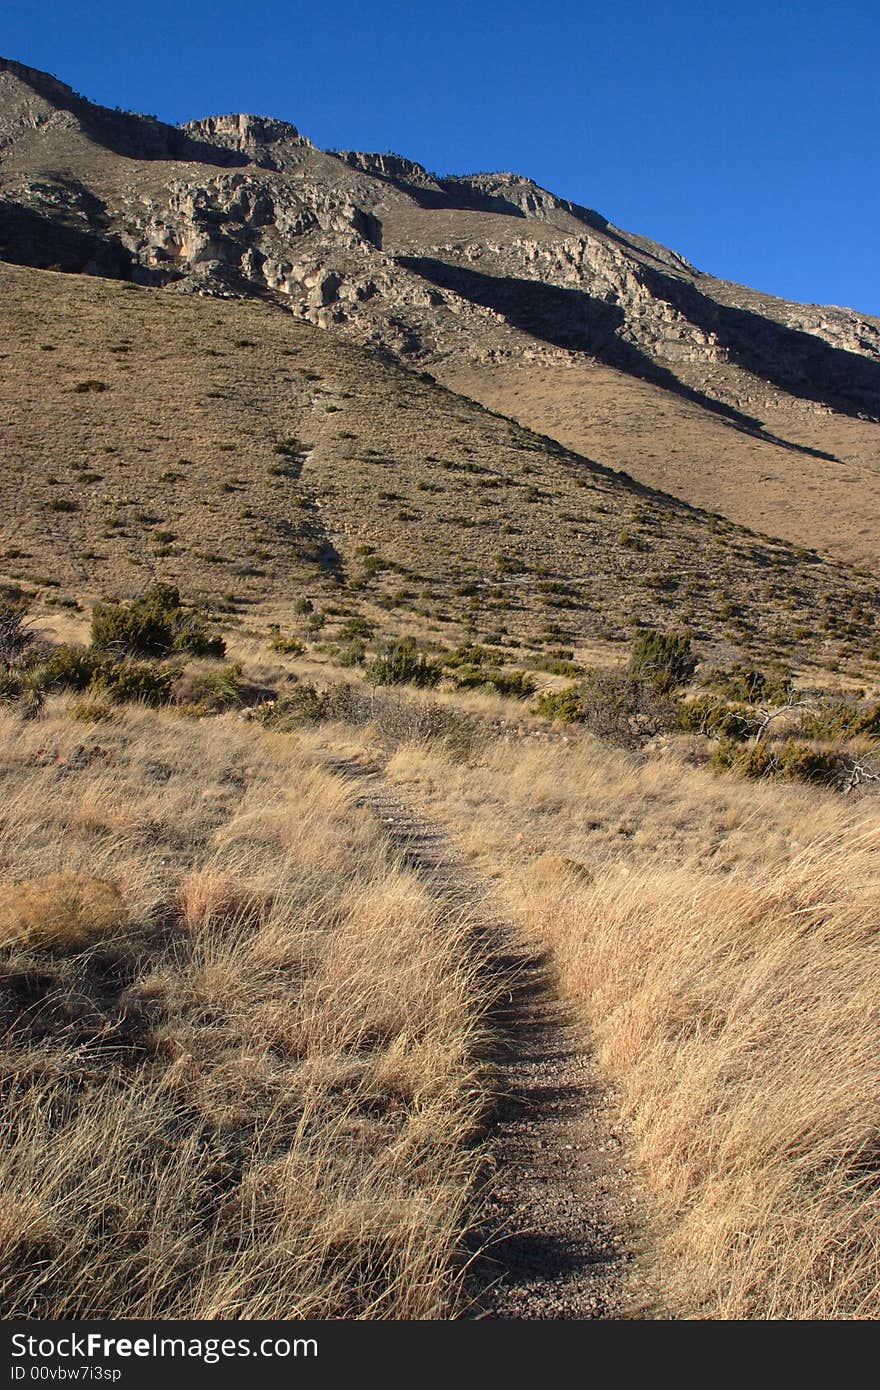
[533,685,584,722]
[677,695,755,741]
[708,663,793,705]
[39,644,101,692]
[776,742,840,785]
[709,738,774,778]
[334,638,367,667]
[710,737,841,785]
[366,639,441,689]
[452,666,536,698]
[268,627,306,656]
[529,654,584,678]
[92,660,175,706]
[631,630,696,688]
[91,584,225,659]
[338,616,374,640]
[444,644,488,669]
[68,699,116,723]
[799,699,880,742]
[258,681,355,728]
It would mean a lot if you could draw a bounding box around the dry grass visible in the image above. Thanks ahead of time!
[365,722,880,1318]
[0,704,494,1318]
[441,355,880,571]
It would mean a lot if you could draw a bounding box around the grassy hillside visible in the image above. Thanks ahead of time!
[440,355,880,571]
[2,263,879,683]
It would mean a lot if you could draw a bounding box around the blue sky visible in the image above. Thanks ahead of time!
[5,0,879,313]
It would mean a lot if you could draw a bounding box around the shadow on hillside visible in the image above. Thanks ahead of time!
[397,256,844,459]
[636,262,880,420]
[1,60,248,166]
[0,199,169,284]
[335,158,529,219]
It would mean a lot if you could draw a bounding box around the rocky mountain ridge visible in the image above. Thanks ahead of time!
[2,57,877,411]
[2,56,879,566]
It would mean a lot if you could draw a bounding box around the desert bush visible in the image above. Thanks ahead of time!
[678,695,756,741]
[170,663,258,713]
[338,616,374,640]
[0,601,38,669]
[0,669,24,704]
[39,644,101,692]
[92,659,175,706]
[707,662,793,705]
[631,630,696,688]
[775,741,841,784]
[799,698,880,743]
[528,654,583,678]
[581,669,679,747]
[258,681,357,729]
[452,666,536,699]
[367,639,441,689]
[173,613,227,659]
[709,738,775,779]
[709,737,840,785]
[267,626,305,657]
[366,695,483,761]
[91,584,225,659]
[533,685,584,723]
[68,699,116,723]
[0,667,46,719]
[443,644,488,669]
[333,638,367,667]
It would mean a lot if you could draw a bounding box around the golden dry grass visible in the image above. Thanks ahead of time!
[0,703,494,1318]
[441,356,880,571]
[359,721,880,1318]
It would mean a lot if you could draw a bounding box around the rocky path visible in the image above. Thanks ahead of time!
[319,752,636,1320]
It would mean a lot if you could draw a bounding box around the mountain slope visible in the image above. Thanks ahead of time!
[1,55,879,571]
[2,260,878,677]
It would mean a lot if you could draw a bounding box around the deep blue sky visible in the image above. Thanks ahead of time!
[5,1,879,314]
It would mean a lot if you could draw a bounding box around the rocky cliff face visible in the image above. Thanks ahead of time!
[1,55,879,429]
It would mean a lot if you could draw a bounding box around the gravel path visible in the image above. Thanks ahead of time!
[319,752,636,1320]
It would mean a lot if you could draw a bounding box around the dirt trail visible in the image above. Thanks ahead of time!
[319,752,637,1320]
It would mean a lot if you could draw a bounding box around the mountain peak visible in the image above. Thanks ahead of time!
[180,112,314,160]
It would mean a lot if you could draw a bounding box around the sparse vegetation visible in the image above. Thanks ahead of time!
[1,215,879,1326]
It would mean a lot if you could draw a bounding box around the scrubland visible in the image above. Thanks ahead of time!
[1,581,878,1320]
